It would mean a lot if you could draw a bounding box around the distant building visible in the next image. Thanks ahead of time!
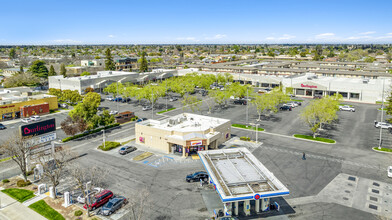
[81,59,105,67]
[3,68,24,77]
[115,57,138,71]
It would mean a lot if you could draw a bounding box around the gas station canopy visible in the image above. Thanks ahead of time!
[198,148,289,202]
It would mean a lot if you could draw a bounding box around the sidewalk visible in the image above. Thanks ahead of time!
[0,189,45,220]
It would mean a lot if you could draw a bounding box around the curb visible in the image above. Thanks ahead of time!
[292,135,336,145]
[371,148,392,154]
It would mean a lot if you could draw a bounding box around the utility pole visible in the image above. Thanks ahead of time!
[378,79,385,150]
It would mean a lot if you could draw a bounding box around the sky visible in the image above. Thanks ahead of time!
[1,0,392,45]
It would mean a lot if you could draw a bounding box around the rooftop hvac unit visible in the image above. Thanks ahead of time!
[307,77,313,80]
[363,79,369,84]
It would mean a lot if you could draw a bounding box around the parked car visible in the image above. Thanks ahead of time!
[142,106,152,111]
[218,217,239,220]
[284,103,295,108]
[375,122,392,129]
[106,96,114,101]
[30,115,41,121]
[109,110,119,115]
[83,190,113,211]
[169,97,178,102]
[186,171,209,182]
[233,99,247,105]
[0,123,6,130]
[313,95,322,99]
[77,188,103,204]
[287,102,298,107]
[114,97,123,102]
[121,97,131,103]
[388,166,392,178]
[119,146,137,155]
[58,103,68,108]
[280,105,292,111]
[136,118,148,123]
[21,118,32,123]
[339,105,355,112]
[294,101,302,106]
[99,196,128,216]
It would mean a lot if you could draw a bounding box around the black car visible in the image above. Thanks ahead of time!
[280,105,292,111]
[0,123,6,130]
[121,97,131,103]
[234,99,247,105]
[99,196,128,216]
[186,171,209,182]
[118,146,137,155]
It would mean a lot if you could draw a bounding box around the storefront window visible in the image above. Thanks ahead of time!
[296,89,305,95]
[305,90,313,96]
[350,93,360,99]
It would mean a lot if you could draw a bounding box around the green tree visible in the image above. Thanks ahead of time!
[69,92,101,125]
[105,48,115,71]
[300,101,320,138]
[139,51,148,72]
[209,89,230,109]
[313,45,323,61]
[100,110,115,126]
[181,95,200,112]
[60,64,67,78]
[81,71,91,76]
[48,65,56,76]
[29,60,49,78]
[104,82,124,97]
[9,48,16,59]
[19,65,24,75]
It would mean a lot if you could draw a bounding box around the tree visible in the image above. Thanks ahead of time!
[48,65,56,76]
[3,72,40,88]
[139,51,148,72]
[19,65,24,75]
[69,92,101,124]
[313,45,323,61]
[104,48,115,71]
[300,101,320,138]
[81,71,91,76]
[209,89,230,109]
[34,147,72,199]
[128,188,151,220]
[99,110,115,126]
[29,60,49,78]
[9,48,16,59]
[61,116,79,136]
[104,82,124,97]
[60,64,67,78]
[62,90,82,103]
[84,87,94,93]
[0,133,32,181]
[0,61,8,69]
[181,95,200,112]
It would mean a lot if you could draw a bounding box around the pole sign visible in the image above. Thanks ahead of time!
[20,118,56,137]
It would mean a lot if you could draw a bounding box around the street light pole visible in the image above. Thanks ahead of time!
[116,82,119,112]
[255,124,259,144]
[103,129,106,149]
[378,79,385,150]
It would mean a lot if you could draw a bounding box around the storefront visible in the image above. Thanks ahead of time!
[135,113,231,157]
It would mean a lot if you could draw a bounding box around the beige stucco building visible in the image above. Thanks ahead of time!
[135,113,231,157]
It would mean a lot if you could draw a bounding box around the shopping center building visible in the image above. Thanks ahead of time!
[0,90,58,121]
[135,113,231,157]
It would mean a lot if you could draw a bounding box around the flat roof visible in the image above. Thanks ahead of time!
[141,113,230,133]
[198,148,289,202]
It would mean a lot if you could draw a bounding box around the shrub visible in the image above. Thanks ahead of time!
[74,210,83,216]
[17,180,32,187]
[240,136,251,141]
[62,123,120,142]
[98,141,121,151]
[26,170,34,176]
[2,179,10,183]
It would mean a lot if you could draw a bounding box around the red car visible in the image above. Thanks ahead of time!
[83,190,113,211]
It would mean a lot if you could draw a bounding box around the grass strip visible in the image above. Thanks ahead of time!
[1,188,35,203]
[293,134,336,143]
[157,108,176,114]
[290,99,304,102]
[29,200,65,220]
[133,152,153,161]
[98,141,121,151]
[373,147,392,153]
[232,124,264,131]
[0,156,14,163]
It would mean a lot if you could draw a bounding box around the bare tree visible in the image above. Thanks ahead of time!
[68,163,108,217]
[34,146,73,199]
[0,133,32,181]
[128,188,150,220]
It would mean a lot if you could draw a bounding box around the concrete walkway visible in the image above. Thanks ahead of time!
[0,190,45,220]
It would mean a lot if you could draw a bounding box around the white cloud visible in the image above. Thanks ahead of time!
[376,35,392,39]
[205,34,227,40]
[359,31,375,35]
[108,35,115,38]
[315,33,335,39]
[346,35,372,40]
[278,34,296,40]
[387,33,392,35]
[52,39,82,44]
[265,37,275,40]
[175,37,200,42]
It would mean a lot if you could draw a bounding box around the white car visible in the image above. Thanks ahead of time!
[339,105,355,112]
[76,187,103,204]
[106,96,114,101]
[21,118,32,123]
[287,102,299,107]
[142,106,152,111]
[109,110,118,115]
[284,103,295,108]
[388,166,392,178]
[30,115,41,121]
[375,122,392,129]
[169,97,178,102]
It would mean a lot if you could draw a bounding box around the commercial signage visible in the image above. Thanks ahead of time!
[301,84,317,89]
[20,118,56,137]
[190,140,203,146]
[139,137,145,143]
[0,105,15,109]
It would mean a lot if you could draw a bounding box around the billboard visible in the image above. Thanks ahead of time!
[20,118,56,137]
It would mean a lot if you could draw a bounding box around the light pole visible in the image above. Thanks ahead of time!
[58,79,62,91]
[165,80,168,111]
[103,129,106,149]
[378,79,385,150]
[250,123,259,144]
[246,89,249,123]
[116,82,119,112]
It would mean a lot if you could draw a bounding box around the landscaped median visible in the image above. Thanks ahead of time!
[232,124,265,131]
[373,147,392,153]
[1,188,35,202]
[133,152,154,161]
[29,200,65,220]
[293,134,336,144]
[98,141,121,151]
[157,108,176,114]
[62,123,120,142]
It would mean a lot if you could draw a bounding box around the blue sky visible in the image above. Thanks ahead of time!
[1,0,392,45]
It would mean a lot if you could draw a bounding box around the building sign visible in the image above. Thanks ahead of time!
[190,140,203,146]
[20,118,56,137]
[0,105,15,109]
[301,84,317,89]
[139,137,145,143]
